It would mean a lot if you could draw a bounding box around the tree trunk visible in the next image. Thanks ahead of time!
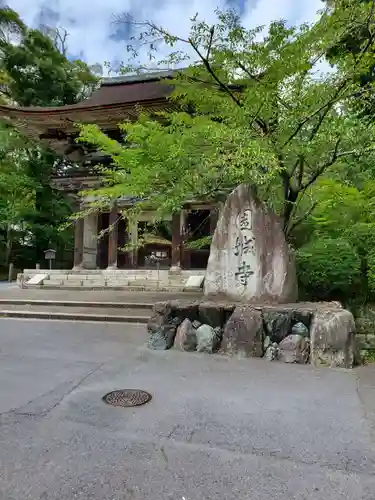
[283,189,299,236]
[5,223,12,267]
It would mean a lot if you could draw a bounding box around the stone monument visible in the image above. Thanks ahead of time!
[147,185,358,369]
[204,184,297,302]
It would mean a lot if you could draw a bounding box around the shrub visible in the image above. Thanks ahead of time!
[296,238,362,301]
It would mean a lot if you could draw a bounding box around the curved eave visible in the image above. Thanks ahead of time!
[0,98,174,160]
[0,98,173,131]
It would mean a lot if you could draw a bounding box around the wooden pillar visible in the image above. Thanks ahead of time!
[73,218,84,269]
[82,212,98,269]
[129,219,138,268]
[107,205,118,269]
[171,212,181,270]
[180,209,190,269]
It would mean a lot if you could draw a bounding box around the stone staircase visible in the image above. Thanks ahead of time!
[19,269,205,292]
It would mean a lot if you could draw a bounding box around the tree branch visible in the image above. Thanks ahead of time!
[297,155,305,189]
[301,137,341,191]
[359,1,375,56]
[188,38,243,106]
[236,60,292,111]
[308,103,334,141]
[187,38,270,135]
[335,146,375,158]
[287,201,318,235]
[206,26,214,60]
[54,27,69,56]
[282,80,348,147]
[127,19,270,136]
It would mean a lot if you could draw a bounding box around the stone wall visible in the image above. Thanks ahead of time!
[147,300,357,368]
[355,305,375,361]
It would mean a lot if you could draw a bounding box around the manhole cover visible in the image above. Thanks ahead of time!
[102,389,152,407]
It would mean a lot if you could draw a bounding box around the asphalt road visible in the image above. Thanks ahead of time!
[0,319,375,500]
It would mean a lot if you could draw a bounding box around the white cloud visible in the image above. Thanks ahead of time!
[6,0,323,70]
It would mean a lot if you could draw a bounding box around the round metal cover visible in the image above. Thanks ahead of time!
[102,389,152,407]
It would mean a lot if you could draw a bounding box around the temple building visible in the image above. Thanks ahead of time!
[0,71,220,286]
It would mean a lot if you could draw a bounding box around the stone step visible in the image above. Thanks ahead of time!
[126,280,185,287]
[44,274,103,280]
[23,283,197,292]
[36,276,189,286]
[24,283,105,290]
[64,275,103,280]
[0,299,154,309]
[53,279,189,286]
[0,304,151,323]
[48,279,107,286]
[22,271,203,290]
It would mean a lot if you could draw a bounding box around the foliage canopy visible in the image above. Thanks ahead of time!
[0,5,98,269]
[79,1,375,237]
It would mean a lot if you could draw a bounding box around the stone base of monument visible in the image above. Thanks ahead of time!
[147,300,358,368]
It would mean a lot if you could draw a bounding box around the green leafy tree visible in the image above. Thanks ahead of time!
[79,4,375,237]
[0,125,34,266]
[323,0,375,118]
[0,5,25,104]
[0,27,98,106]
[0,6,98,266]
[295,179,368,240]
[292,177,375,300]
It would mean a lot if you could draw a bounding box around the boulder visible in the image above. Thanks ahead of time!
[291,311,313,331]
[204,184,297,302]
[221,307,264,357]
[264,344,278,361]
[198,302,225,328]
[196,324,222,353]
[291,321,309,337]
[278,334,310,364]
[148,317,182,350]
[263,311,292,343]
[264,336,271,350]
[148,302,179,350]
[147,302,172,335]
[175,318,197,351]
[147,299,357,368]
[169,300,200,322]
[153,301,172,316]
[310,309,356,368]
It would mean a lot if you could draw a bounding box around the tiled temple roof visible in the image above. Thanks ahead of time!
[0,70,176,161]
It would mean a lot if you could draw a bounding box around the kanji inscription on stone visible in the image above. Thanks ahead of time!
[204,184,298,301]
[235,261,254,286]
[233,235,255,257]
[238,209,252,231]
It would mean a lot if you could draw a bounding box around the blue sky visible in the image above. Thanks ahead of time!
[6,0,324,72]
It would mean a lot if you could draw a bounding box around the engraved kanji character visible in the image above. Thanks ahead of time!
[234,236,242,256]
[239,209,252,231]
[242,234,255,255]
[235,261,254,286]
